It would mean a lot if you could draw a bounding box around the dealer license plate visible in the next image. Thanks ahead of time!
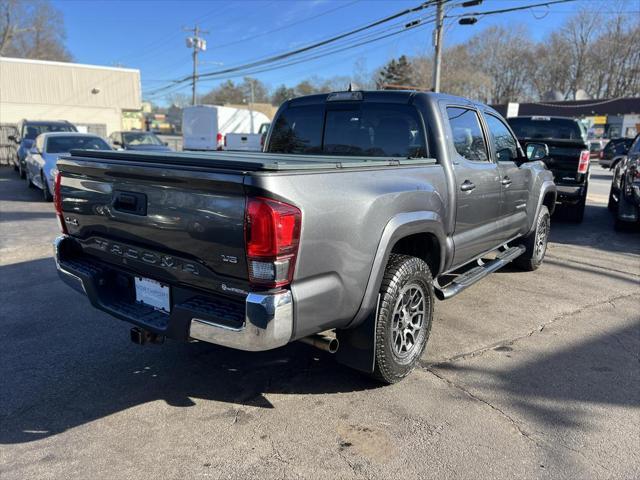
[135,276,170,313]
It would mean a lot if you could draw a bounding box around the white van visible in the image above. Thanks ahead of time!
[182,105,270,151]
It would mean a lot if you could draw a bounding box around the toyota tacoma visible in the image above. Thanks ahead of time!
[53,91,556,383]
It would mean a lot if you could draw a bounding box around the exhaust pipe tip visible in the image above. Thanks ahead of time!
[300,334,339,354]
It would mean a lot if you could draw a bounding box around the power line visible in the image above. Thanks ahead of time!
[448,0,578,19]
[210,0,362,51]
[145,0,444,97]
[145,14,438,100]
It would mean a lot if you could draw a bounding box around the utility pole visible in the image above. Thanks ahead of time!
[431,0,482,93]
[431,0,444,93]
[184,25,209,106]
[249,79,255,134]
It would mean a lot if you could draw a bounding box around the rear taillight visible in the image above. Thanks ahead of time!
[599,150,604,159]
[216,132,224,150]
[245,197,301,288]
[578,150,590,174]
[53,171,68,234]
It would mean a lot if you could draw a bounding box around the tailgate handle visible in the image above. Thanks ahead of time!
[112,191,147,216]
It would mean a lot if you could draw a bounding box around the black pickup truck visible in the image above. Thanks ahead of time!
[508,116,590,222]
[53,91,556,383]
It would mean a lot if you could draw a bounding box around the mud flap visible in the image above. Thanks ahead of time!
[335,295,379,373]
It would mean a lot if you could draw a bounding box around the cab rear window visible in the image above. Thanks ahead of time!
[268,103,426,158]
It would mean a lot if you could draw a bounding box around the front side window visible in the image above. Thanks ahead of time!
[447,107,489,162]
[484,114,519,162]
[46,136,110,153]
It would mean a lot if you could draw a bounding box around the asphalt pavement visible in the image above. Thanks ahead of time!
[1,164,638,480]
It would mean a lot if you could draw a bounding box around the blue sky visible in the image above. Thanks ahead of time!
[52,0,638,103]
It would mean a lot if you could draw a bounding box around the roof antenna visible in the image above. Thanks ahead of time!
[347,82,359,92]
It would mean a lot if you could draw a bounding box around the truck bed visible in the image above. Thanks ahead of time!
[68,149,436,172]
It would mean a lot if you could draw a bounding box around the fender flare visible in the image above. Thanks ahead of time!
[347,211,446,330]
[528,180,556,234]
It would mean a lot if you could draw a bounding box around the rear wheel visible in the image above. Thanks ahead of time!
[41,172,53,202]
[514,205,550,271]
[18,161,26,179]
[371,254,434,384]
[26,169,35,189]
[607,187,617,212]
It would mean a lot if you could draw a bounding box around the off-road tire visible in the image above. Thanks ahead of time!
[372,254,434,384]
[514,205,550,271]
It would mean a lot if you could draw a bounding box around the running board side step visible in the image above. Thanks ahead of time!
[435,245,526,300]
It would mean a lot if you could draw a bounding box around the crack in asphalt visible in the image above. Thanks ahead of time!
[421,292,634,474]
[425,367,543,448]
[422,291,640,368]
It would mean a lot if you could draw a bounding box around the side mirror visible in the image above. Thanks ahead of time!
[163,141,169,146]
[113,140,122,146]
[525,142,549,161]
[8,134,17,143]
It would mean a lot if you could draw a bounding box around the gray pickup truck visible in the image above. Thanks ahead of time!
[53,91,556,383]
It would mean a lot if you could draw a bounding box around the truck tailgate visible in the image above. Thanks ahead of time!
[528,138,587,184]
[56,154,249,296]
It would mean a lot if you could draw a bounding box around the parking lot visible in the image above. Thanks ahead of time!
[0,165,638,479]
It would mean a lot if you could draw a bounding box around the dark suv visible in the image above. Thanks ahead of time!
[9,120,77,178]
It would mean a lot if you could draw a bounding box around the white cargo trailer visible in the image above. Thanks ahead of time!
[182,105,270,151]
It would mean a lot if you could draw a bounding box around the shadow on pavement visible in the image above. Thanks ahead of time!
[550,204,640,255]
[0,211,56,222]
[0,258,380,445]
[434,319,640,428]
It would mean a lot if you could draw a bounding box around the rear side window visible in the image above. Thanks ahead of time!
[269,105,323,154]
[268,102,426,158]
[447,107,489,162]
[508,117,583,141]
[484,114,519,162]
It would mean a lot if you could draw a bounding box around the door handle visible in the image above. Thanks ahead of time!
[501,176,512,186]
[460,180,476,192]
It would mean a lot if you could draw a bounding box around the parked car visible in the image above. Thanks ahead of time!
[608,134,640,230]
[53,90,556,384]
[598,137,634,169]
[182,105,270,151]
[588,139,608,159]
[25,132,111,201]
[8,120,77,178]
[508,116,589,222]
[108,131,172,152]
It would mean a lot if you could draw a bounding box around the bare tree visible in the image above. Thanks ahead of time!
[0,0,71,61]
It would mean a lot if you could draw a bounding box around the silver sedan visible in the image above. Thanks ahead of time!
[25,132,111,201]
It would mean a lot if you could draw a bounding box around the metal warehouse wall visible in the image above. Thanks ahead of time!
[0,57,141,135]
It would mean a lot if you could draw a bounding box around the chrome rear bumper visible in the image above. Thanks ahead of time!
[54,235,294,351]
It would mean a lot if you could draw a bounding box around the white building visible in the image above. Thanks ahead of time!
[0,57,142,136]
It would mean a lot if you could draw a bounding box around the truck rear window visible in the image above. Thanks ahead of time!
[507,117,584,141]
[268,103,426,158]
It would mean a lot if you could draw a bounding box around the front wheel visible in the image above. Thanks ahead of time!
[372,254,434,384]
[514,205,550,271]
